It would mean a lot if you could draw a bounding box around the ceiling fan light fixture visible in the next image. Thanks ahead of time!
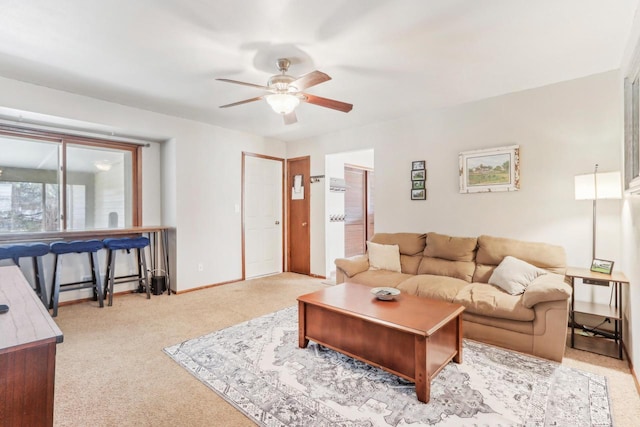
[265,93,300,115]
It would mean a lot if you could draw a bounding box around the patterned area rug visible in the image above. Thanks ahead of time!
[164,307,612,426]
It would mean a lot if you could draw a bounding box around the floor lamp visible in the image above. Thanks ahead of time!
[574,165,622,261]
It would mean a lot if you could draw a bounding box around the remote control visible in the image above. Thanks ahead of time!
[0,304,9,314]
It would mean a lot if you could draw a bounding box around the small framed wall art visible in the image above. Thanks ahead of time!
[412,180,425,190]
[411,160,426,200]
[459,145,520,193]
[411,169,426,181]
[411,189,426,200]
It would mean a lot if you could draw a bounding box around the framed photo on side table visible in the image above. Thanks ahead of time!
[590,258,614,275]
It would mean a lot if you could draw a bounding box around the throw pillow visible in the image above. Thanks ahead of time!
[489,256,546,295]
[367,241,402,273]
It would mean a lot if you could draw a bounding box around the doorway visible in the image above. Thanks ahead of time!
[287,156,311,275]
[243,153,284,279]
[324,149,374,279]
[344,165,374,257]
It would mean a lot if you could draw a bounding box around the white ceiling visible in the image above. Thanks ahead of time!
[0,0,637,142]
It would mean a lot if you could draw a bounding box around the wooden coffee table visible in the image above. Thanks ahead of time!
[297,282,464,403]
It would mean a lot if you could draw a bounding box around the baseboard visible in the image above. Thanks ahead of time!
[171,278,243,294]
[58,289,139,307]
[625,343,640,396]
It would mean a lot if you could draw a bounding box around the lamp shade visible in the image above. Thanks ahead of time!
[265,94,300,115]
[574,171,622,200]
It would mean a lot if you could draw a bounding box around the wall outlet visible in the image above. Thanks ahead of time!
[198,263,203,272]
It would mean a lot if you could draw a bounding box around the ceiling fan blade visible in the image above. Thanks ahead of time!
[219,96,264,108]
[283,111,297,125]
[289,70,331,91]
[216,78,270,90]
[302,94,353,113]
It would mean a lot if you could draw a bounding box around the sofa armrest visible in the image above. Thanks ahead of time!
[522,273,572,308]
[335,255,370,283]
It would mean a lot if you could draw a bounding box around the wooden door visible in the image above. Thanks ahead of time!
[367,170,375,239]
[287,156,310,274]
[344,166,374,257]
[243,154,283,278]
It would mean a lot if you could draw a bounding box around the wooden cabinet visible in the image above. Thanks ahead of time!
[0,265,63,426]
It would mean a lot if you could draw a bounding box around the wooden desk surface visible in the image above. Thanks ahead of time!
[0,265,63,352]
[565,266,629,284]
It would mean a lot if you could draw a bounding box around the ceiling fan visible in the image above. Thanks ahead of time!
[216,58,353,125]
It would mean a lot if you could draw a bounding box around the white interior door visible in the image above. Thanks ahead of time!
[244,155,283,278]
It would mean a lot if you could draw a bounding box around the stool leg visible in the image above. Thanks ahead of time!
[139,247,150,299]
[51,254,62,317]
[90,252,104,308]
[106,250,117,307]
[33,255,48,308]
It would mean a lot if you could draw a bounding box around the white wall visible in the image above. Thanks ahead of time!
[289,70,622,302]
[0,76,285,293]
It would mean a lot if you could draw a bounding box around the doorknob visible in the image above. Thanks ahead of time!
[302,222,308,227]
[275,220,280,225]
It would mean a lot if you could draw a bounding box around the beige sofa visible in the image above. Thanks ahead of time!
[334,232,571,362]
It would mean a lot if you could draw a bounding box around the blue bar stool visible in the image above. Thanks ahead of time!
[103,237,150,306]
[0,243,50,307]
[49,239,105,317]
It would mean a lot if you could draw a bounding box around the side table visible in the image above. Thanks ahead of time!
[565,267,629,359]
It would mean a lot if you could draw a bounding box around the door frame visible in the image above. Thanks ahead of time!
[241,152,285,280]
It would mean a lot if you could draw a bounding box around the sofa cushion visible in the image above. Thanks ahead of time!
[371,233,426,255]
[489,256,546,295]
[396,274,468,302]
[367,241,401,272]
[423,232,477,261]
[417,257,475,282]
[346,270,413,288]
[453,283,535,321]
[473,235,566,282]
[400,254,422,275]
[418,232,477,282]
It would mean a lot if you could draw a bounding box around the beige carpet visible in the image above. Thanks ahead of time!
[53,273,640,426]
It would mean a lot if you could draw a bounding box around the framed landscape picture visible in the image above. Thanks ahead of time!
[412,180,425,190]
[459,145,520,193]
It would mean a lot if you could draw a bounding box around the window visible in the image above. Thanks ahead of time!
[624,40,640,194]
[0,126,141,233]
